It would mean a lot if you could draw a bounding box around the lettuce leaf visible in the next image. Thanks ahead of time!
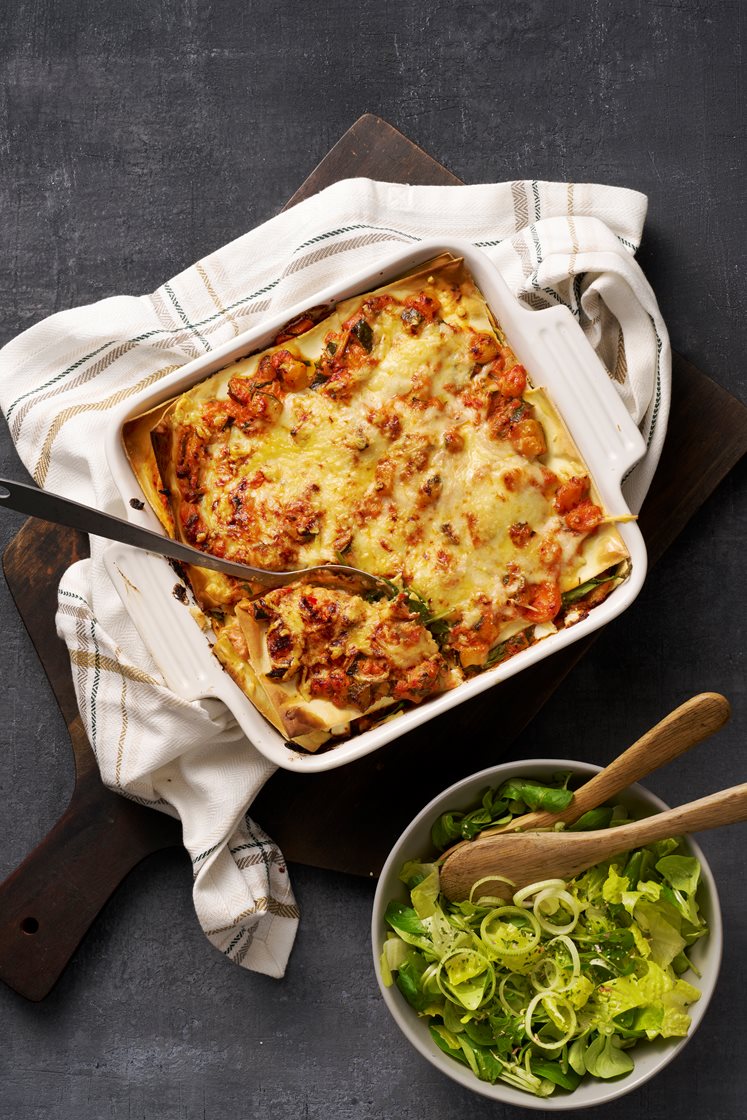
[583,1033,635,1079]
[602,866,630,905]
[430,1023,467,1063]
[441,951,492,1011]
[656,856,703,927]
[656,855,701,895]
[634,900,686,967]
[410,867,440,919]
[431,811,463,850]
[590,959,698,1036]
[431,787,512,848]
[380,935,409,985]
[399,859,437,891]
[568,1036,588,1075]
[660,979,701,1037]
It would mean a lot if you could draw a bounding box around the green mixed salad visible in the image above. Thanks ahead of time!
[380,775,708,1098]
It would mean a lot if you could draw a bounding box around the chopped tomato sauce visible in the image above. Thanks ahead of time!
[517,581,562,623]
[554,475,590,514]
[565,500,603,533]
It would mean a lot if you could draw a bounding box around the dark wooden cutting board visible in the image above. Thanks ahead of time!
[1,114,746,1002]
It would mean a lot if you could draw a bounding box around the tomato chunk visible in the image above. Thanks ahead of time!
[518,581,562,623]
[496,364,527,398]
[554,475,590,514]
[565,501,603,533]
[468,331,500,363]
[270,349,309,390]
[508,521,534,548]
[404,292,441,321]
[510,418,547,458]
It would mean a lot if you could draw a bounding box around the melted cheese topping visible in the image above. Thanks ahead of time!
[127,259,630,747]
[246,585,441,695]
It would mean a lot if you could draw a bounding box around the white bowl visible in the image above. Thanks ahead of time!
[371,759,723,1110]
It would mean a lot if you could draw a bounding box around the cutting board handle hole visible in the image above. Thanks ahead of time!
[20,916,39,935]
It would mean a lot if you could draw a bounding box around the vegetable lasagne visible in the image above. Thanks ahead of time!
[123,258,630,752]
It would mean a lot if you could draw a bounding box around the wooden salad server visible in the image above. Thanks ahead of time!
[440,691,731,865]
[439,781,747,901]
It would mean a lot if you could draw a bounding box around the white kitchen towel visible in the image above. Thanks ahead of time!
[0,177,671,978]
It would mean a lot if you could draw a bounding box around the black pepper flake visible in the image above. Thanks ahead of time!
[401,307,424,333]
[172,583,188,603]
[129,497,145,510]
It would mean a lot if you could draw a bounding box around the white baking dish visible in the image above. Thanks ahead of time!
[104,240,648,773]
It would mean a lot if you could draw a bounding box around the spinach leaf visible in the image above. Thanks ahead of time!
[369,579,453,647]
[383,902,431,950]
[498,778,574,814]
[431,811,463,850]
[530,1058,582,1091]
[484,629,531,667]
[429,1024,468,1065]
[561,574,616,606]
[569,807,614,831]
[395,955,431,1011]
[399,584,453,644]
[351,319,374,351]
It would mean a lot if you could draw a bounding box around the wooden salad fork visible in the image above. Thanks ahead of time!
[439,781,747,902]
[438,692,735,901]
[439,691,731,868]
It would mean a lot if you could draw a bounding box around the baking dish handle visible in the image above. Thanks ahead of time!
[526,305,647,494]
[103,545,231,703]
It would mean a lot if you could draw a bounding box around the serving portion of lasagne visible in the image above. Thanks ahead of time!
[124,258,629,751]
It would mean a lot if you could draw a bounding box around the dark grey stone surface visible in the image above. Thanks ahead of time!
[0,1,744,1117]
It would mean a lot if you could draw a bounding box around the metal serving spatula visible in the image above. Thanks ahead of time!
[0,477,389,594]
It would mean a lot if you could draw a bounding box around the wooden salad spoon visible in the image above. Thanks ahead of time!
[439,782,747,902]
[439,691,731,866]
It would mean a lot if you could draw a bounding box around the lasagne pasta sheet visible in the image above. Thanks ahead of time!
[123,258,629,751]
